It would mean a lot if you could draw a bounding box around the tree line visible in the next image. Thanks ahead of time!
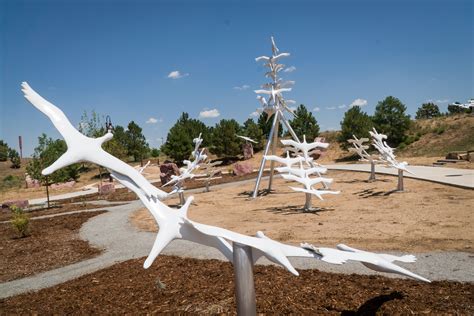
[338,97,470,150]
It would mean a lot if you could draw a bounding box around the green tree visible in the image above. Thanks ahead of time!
[27,134,80,184]
[210,119,241,157]
[104,125,128,160]
[0,140,9,161]
[125,121,149,162]
[8,148,21,169]
[241,118,264,151]
[150,148,160,157]
[287,104,320,141]
[79,110,103,137]
[415,103,441,119]
[372,96,411,146]
[447,102,469,115]
[162,113,210,163]
[337,106,374,149]
[257,113,283,138]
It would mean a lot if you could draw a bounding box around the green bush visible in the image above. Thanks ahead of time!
[1,175,22,191]
[398,142,407,150]
[435,126,446,135]
[10,206,30,238]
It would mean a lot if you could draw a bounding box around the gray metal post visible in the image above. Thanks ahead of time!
[233,243,257,316]
[267,114,280,191]
[252,111,280,198]
[368,160,376,182]
[304,193,312,210]
[397,169,404,192]
[178,191,185,206]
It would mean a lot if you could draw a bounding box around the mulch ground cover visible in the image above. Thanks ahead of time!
[65,171,271,203]
[0,202,122,221]
[1,255,472,314]
[0,211,106,282]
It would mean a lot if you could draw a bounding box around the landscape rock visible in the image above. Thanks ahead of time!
[50,180,76,190]
[233,162,253,176]
[25,174,41,188]
[160,163,180,184]
[2,199,29,209]
[99,183,115,195]
[242,143,254,160]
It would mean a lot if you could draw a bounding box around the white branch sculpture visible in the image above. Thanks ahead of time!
[22,82,430,302]
[348,135,380,181]
[162,133,207,203]
[266,136,339,210]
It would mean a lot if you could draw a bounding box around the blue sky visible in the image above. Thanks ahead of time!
[1,0,472,156]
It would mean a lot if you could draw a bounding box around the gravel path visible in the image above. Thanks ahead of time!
[1,195,473,299]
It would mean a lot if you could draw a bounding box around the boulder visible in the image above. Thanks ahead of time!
[160,163,180,184]
[242,143,254,160]
[25,174,40,188]
[50,180,76,190]
[233,162,253,176]
[99,183,115,195]
[2,199,29,209]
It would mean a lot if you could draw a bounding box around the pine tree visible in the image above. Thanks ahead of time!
[287,104,320,141]
[372,96,411,147]
[210,119,242,157]
[337,106,374,149]
[242,118,264,151]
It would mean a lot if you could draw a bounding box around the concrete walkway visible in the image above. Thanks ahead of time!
[1,196,473,299]
[326,164,474,189]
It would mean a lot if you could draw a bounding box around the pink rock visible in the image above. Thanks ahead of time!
[160,163,180,184]
[242,143,254,160]
[233,162,253,176]
[98,183,115,195]
[25,174,40,188]
[2,200,29,209]
[50,180,76,190]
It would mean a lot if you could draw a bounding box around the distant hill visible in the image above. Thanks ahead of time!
[399,114,474,157]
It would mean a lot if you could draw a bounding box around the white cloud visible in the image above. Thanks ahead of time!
[427,99,449,104]
[167,70,189,79]
[338,104,347,109]
[233,84,250,90]
[349,98,368,107]
[325,106,336,110]
[313,107,320,112]
[288,106,297,112]
[199,108,220,118]
[250,111,260,117]
[283,66,296,73]
[146,117,157,124]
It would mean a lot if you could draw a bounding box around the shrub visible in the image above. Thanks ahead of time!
[1,175,22,191]
[10,206,30,238]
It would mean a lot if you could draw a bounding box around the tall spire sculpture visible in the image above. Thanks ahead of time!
[252,37,328,198]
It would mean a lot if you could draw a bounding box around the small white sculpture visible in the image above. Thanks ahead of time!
[369,128,412,174]
[21,82,166,200]
[265,136,339,210]
[348,135,380,181]
[23,83,430,300]
[163,133,207,203]
[236,135,258,144]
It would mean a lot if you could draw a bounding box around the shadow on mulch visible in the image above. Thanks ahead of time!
[339,178,391,184]
[1,256,472,314]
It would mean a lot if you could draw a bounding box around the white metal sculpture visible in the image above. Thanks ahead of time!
[369,128,413,191]
[266,136,339,210]
[22,82,431,312]
[236,135,258,144]
[162,133,207,204]
[348,135,379,181]
[197,160,223,192]
[252,37,328,198]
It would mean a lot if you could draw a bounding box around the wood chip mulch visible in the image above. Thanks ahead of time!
[1,256,472,314]
[0,211,106,282]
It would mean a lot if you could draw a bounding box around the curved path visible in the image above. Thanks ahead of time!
[326,164,473,189]
[1,190,473,299]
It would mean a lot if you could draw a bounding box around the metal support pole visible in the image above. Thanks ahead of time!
[368,160,376,182]
[304,193,312,210]
[397,169,404,192]
[267,114,280,191]
[233,243,256,316]
[178,191,185,206]
[252,112,279,198]
[45,176,50,209]
[281,117,329,189]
